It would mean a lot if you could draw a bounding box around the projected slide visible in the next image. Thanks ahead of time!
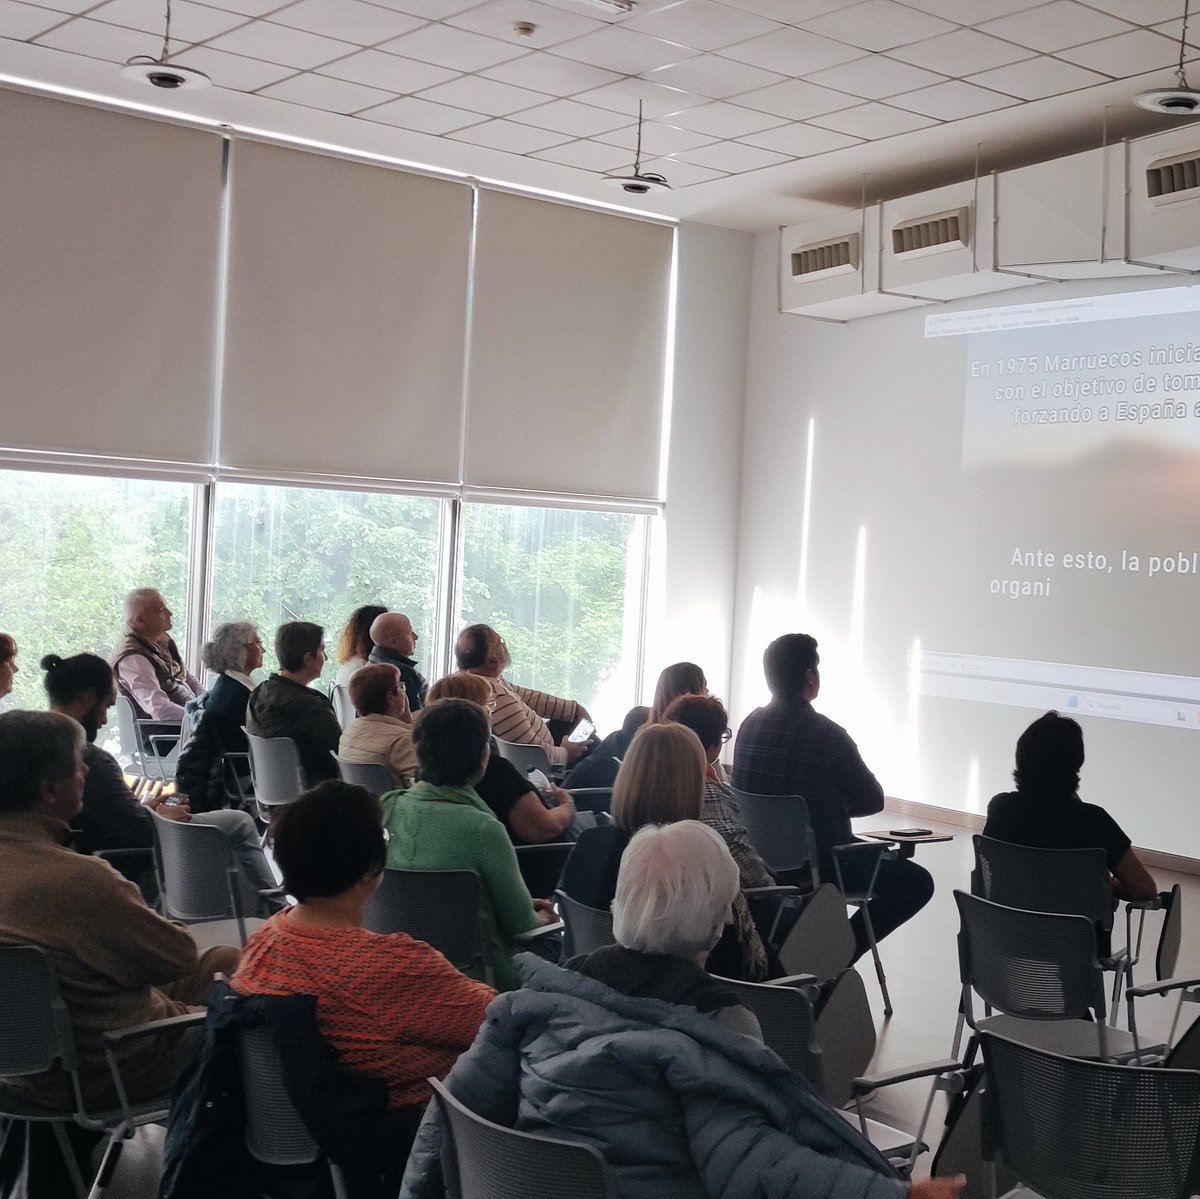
[914,286,1200,732]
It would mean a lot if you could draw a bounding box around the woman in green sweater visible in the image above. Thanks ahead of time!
[381,698,557,990]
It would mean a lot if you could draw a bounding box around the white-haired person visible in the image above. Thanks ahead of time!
[401,820,966,1199]
[175,620,264,811]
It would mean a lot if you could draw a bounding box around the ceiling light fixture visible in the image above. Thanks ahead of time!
[580,0,636,14]
[1136,0,1200,115]
[604,100,671,194]
[120,0,210,91]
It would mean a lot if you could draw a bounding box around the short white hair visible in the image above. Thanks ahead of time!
[612,820,739,959]
[123,587,162,623]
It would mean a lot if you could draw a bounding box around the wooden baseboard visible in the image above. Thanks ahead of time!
[883,796,1200,879]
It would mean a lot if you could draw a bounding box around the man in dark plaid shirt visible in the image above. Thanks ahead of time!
[732,633,933,962]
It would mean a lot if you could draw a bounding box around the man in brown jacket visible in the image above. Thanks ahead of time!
[0,710,238,1109]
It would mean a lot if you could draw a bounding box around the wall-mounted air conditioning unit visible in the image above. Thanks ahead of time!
[779,205,929,321]
[1127,127,1200,273]
[994,145,1161,280]
[880,179,1029,301]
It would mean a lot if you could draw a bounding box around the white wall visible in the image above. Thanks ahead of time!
[646,221,753,707]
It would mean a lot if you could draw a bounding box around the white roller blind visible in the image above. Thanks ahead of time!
[220,141,471,485]
[0,92,221,468]
[465,191,673,502]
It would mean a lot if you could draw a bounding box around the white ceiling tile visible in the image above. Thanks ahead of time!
[800,0,956,52]
[527,0,682,21]
[890,78,1021,118]
[416,73,549,114]
[715,0,845,24]
[644,156,726,186]
[645,53,785,99]
[895,0,1044,22]
[510,96,629,135]
[622,0,779,52]
[675,138,790,171]
[257,68,394,108]
[531,138,628,171]
[88,0,245,41]
[318,48,456,88]
[665,99,785,137]
[551,25,699,73]
[737,121,860,156]
[189,0,289,16]
[595,119,716,155]
[1078,0,1184,23]
[447,0,604,49]
[805,55,946,100]
[735,76,856,119]
[208,20,355,66]
[368,0,479,17]
[481,52,619,95]
[1058,28,1183,76]
[361,93,482,130]
[0,0,68,37]
[721,27,866,75]
[268,0,423,44]
[808,100,938,138]
[378,22,528,70]
[35,16,164,59]
[14,0,110,14]
[969,55,1110,99]
[448,117,570,151]
[1153,20,1200,52]
[889,28,1034,74]
[978,2,1134,53]
[170,43,296,87]
[575,75,705,118]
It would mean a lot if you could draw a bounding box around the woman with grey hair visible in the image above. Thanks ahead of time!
[175,621,263,812]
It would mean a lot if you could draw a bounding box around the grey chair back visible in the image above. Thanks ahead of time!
[712,975,822,1086]
[364,869,491,983]
[494,737,553,779]
[332,754,396,795]
[431,1078,616,1199]
[566,788,612,813]
[554,889,615,958]
[244,729,306,809]
[979,1031,1200,1199]
[330,684,355,731]
[1156,883,1183,982]
[0,946,75,1081]
[730,790,819,881]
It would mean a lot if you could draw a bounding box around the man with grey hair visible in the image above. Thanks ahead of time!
[367,611,427,711]
[111,587,200,722]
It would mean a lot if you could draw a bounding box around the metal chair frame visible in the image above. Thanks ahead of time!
[113,694,179,781]
[831,839,893,1016]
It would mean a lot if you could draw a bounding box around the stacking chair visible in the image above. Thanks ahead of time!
[554,889,615,958]
[566,787,613,814]
[332,753,396,796]
[431,1077,616,1199]
[954,889,1138,1062]
[329,683,354,731]
[150,812,269,948]
[730,790,820,883]
[243,730,306,823]
[515,842,573,899]
[239,1024,349,1199]
[831,840,893,1016]
[493,737,555,780]
[113,694,179,781]
[979,1030,1200,1199]
[0,944,204,1199]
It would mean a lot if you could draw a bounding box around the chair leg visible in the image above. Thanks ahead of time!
[330,1161,351,1199]
[85,1129,126,1199]
[859,904,893,1017]
[50,1121,88,1199]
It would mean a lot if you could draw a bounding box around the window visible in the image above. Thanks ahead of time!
[0,468,195,711]
[460,503,646,731]
[209,482,443,687]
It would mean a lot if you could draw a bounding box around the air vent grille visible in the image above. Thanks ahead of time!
[1146,153,1200,202]
[892,207,970,256]
[791,234,858,278]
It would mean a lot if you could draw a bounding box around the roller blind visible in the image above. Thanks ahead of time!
[465,190,673,502]
[219,140,471,485]
[0,91,221,468]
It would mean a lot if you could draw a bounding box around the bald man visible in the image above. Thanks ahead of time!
[111,588,200,722]
[367,612,427,712]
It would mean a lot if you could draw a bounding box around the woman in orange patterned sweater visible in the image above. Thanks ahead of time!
[232,781,495,1158]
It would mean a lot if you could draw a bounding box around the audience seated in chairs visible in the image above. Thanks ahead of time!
[42,652,280,913]
[561,704,649,792]
[334,603,388,687]
[426,672,576,845]
[246,621,341,785]
[0,634,16,703]
[174,620,263,812]
[229,781,495,1185]
[338,664,417,788]
[983,710,1157,901]
[402,819,966,1199]
[561,722,769,981]
[110,588,200,724]
[646,660,708,724]
[381,699,557,990]
[0,710,239,1113]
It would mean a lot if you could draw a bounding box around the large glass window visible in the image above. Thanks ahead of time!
[210,482,443,688]
[0,468,194,710]
[460,503,646,732]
